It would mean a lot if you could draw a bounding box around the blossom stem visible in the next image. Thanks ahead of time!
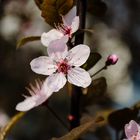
[91,65,107,77]
[74,29,94,36]
[0,112,26,140]
[47,105,69,130]
[74,0,87,45]
[70,0,87,129]
[80,29,94,33]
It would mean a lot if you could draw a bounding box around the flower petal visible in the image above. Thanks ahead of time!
[63,6,77,26]
[16,93,51,111]
[47,36,68,61]
[35,82,53,106]
[16,80,53,111]
[34,94,50,107]
[16,96,36,111]
[46,72,66,92]
[41,29,63,47]
[68,67,91,88]
[125,120,140,138]
[67,45,90,67]
[30,56,57,75]
[71,16,79,33]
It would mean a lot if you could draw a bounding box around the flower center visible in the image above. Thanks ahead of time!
[56,23,72,38]
[63,27,71,37]
[57,61,70,74]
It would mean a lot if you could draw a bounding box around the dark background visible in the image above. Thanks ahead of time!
[0,0,140,139]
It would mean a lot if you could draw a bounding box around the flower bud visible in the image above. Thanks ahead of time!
[106,54,118,66]
[68,114,75,121]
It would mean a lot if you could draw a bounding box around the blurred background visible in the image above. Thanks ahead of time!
[0,0,140,140]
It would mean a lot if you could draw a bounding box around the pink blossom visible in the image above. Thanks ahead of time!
[16,79,53,111]
[30,38,91,92]
[124,120,140,140]
[106,54,119,66]
[41,6,79,47]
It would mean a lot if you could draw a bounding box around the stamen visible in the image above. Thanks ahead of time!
[57,60,70,74]
[29,83,36,92]
[25,79,43,96]
[55,22,72,37]
[25,87,35,96]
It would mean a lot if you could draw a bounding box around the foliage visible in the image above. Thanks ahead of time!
[17,36,41,48]
[82,52,101,70]
[34,0,74,26]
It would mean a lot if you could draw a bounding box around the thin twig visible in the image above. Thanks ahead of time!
[70,0,87,129]
[80,29,94,33]
[52,116,104,140]
[91,65,107,77]
[47,105,69,130]
[0,112,26,140]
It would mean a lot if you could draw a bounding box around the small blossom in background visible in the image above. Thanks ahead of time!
[16,79,53,111]
[106,54,119,66]
[0,111,9,127]
[30,37,91,92]
[124,120,140,140]
[41,6,79,47]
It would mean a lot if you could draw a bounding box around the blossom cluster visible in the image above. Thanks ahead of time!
[16,6,92,111]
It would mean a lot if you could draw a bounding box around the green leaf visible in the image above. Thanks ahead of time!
[90,77,107,96]
[81,77,107,106]
[35,0,74,27]
[17,36,41,48]
[82,52,101,70]
[52,116,104,140]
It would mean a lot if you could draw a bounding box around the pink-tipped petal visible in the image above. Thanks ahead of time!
[48,36,68,61]
[125,120,139,139]
[41,30,63,47]
[63,6,77,26]
[68,67,91,88]
[67,45,90,67]
[71,16,79,33]
[30,56,57,75]
[46,72,66,92]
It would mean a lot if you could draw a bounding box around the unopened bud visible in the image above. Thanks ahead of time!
[68,114,75,121]
[106,54,118,66]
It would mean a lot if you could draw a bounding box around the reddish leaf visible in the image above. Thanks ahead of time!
[17,36,41,48]
[35,0,74,27]
[108,108,138,131]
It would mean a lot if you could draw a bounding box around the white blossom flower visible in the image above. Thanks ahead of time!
[30,39,91,92]
[124,120,140,140]
[16,79,53,111]
[41,6,79,47]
